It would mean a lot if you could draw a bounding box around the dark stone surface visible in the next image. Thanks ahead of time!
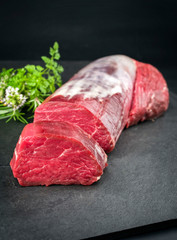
[0,62,177,240]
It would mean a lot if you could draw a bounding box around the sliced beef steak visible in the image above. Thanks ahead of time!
[35,55,137,152]
[10,122,107,186]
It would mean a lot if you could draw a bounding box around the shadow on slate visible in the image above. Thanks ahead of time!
[85,219,177,240]
[0,62,177,240]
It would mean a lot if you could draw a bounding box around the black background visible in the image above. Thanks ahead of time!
[0,0,177,239]
[0,0,177,68]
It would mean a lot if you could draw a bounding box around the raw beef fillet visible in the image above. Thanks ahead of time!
[126,61,169,127]
[34,55,169,152]
[10,55,169,186]
[10,122,107,186]
[35,55,137,152]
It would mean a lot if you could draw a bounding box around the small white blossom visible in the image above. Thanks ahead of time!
[2,86,27,110]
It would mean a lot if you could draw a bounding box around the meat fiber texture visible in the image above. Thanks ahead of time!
[34,55,169,152]
[10,55,169,186]
[10,122,107,186]
[35,56,137,152]
[127,61,169,127]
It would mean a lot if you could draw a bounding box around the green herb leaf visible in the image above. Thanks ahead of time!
[0,42,63,124]
[53,42,59,50]
[36,66,44,72]
[25,65,35,72]
[41,56,50,64]
[54,53,60,60]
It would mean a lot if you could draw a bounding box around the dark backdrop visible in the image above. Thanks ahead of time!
[0,1,177,239]
[0,0,177,67]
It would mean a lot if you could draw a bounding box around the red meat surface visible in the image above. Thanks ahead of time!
[10,122,107,186]
[126,61,169,127]
[35,55,137,152]
[10,55,169,186]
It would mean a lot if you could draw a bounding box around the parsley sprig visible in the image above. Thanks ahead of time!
[0,42,64,124]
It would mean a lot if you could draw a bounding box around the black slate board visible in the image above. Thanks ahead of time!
[0,62,177,240]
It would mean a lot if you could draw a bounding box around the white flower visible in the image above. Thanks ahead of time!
[3,86,27,110]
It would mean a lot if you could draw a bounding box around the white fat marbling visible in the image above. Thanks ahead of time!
[18,136,22,145]
[52,55,136,100]
[14,148,17,160]
[58,72,122,98]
